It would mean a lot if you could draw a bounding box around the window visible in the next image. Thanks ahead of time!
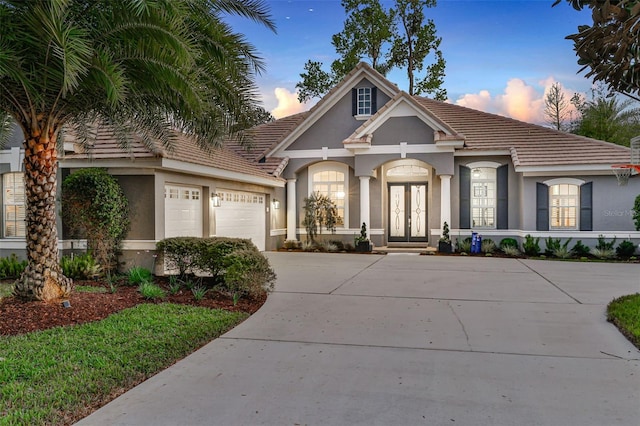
[549,183,579,229]
[357,87,372,116]
[309,162,348,227]
[3,173,25,238]
[470,167,496,228]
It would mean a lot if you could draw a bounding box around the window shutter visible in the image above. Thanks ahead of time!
[536,183,549,231]
[371,87,377,114]
[352,88,357,116]
[496,164,508,229]
[459,165,471,229]
[580,182,592,231]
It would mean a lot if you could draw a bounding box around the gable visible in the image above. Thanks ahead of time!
[371,116,435,145]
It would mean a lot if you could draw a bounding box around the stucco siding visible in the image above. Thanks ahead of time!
[372,116,435,145]
[116,175,155,240]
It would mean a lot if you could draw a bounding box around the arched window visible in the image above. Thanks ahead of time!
[549,183,579,229]
[470,167,496,228]
[2,173,25,238]
[308,162,348,227]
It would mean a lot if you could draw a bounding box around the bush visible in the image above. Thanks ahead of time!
[128,266,153,285]
[138,281,165,299]
[596,235,617,251]
[616,240,637,259]
[544,237,572,257]
[591,247,615,259]
[222,249,276,300]
[282,240,300,250]
[522,234,540,256]
[633,194,640,231]
[61,168,129,272]
[481,239,496,254]
[60,253,102,280]
[553,246,572,259]
[0,254,27,279]
[499,238,519,251]
[457,238,471,253]
[571,240,591,257]
[502,246,521,257]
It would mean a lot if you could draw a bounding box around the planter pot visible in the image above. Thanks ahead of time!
[438,241,452,253]
[355,240,373,253]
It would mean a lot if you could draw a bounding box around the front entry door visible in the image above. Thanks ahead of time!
[388,183,428,242]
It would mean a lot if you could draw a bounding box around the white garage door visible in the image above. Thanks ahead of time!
[164,185,202,238]
[215,190,266,251]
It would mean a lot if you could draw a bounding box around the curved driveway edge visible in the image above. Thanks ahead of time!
[77,253,640,426]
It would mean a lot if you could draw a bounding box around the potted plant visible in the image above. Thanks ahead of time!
[354,222,373,252]
[438,221,452,253]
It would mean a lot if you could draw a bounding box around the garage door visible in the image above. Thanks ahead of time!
[164,185,202,238]
[215,190,266,251]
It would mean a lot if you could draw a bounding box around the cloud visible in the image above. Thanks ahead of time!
[454,78,581,125]
[271,88,310,119]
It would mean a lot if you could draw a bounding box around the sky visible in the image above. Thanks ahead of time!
[225,0,594,124]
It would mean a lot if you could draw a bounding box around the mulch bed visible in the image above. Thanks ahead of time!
[0,278,266,336]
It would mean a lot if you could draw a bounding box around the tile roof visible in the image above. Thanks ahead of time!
[61,124,283,183]
[414,97,632,167]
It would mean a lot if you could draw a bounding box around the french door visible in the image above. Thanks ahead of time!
[388,183,428,242]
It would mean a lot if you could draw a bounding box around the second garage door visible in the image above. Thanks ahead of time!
[215,190,266,251]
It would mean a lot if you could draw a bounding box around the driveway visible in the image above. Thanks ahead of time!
[78,253,640,426]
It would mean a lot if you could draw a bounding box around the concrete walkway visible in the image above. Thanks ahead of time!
[78,253,640,426]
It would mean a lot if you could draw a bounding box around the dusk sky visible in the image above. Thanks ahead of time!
[226,0,594,124]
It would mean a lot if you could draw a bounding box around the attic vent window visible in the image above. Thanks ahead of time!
[259,156,266,163]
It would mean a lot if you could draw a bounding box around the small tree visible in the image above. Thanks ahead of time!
[302,192,339,243]
[544,82,571,131]
[62,169,129,272]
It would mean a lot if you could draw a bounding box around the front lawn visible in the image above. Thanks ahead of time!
[607,293,640,349]
[0,304,247,425]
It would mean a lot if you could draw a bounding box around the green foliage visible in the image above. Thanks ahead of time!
[138,281,166,300]
[571,240,591,257]
[223,249,276,300]
[191,285,208,301]
[127,266,153,286]
[633,194,640,231]
[60,254,102,280]
[0,254,27,279]
[355,222,369,244]
[616,240,637,259]
[481,238,496,254]
[499,238,519,251]
[302,192,339,243]
[607,293,640,349]
[62,168,129,271]
[0,304,247,424]
[168,276,182,295]
[439,221,451,243]
[456,237,471,253]
[595,235,617,251]
[502,245,521,257]
[553,246,572,259]
[282,240,301,250]
[544,237,572,257]
[522,235,540,256]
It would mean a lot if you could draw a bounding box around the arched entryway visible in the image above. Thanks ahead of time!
[384,161,431,244]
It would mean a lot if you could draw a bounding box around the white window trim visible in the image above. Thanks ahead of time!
[308,161,349,228]
[470,167,497,229]
[356,87,372,117]
[543,177,585,187]
[542,178,585,231]
[466,161,502,169]
[2,172,26,239]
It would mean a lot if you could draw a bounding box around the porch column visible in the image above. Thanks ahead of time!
[439,174,452,229]
[286,178,297,241]
[359,176,370,231]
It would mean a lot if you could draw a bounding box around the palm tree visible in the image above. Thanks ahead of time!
[0,0,275,301]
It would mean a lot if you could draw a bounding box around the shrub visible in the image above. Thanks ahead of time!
[616,240,637,259]
[302,192,338,243]
[595,235,617,251]
[60,253,102,280]
[0,254,27,279]
[323,241,340,252]
[191,285,208,301]
[633,194,640,231]
[591,247,615,259]
[544,237,572,257]
[222,249,276,300]
[61,168,129,272]
[481,239,496,254]
[282,240,300,250]
[138,281,166,299]
[522,234,540,256]
[156,237,202,276]
[457,238,471,253]
[128,266,153,286]
[502,245,521,257]
[571,240,591,257]
[499,238,519,251]
[553,246,572,259]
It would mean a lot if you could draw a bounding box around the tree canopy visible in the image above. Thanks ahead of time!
[0,0,275,301]
[296,0,446,103]
[556,0,640,100]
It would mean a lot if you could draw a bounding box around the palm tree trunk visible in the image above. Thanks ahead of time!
[14,128,72,301]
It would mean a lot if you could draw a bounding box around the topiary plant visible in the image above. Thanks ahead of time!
[62,168,129,272]
[302,192,339,243]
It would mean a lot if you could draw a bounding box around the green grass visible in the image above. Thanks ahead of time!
[0,304,247,425]
[75,285,107,293]
[607,293,640,349]
[0,281,13,299]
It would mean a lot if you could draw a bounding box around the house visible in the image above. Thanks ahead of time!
[234,63,639,249]
[1,62,638,265]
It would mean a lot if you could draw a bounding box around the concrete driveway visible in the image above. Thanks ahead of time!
[78,253,640,426]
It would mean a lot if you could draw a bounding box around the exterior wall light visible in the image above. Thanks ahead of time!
[272,199,280,209]
[211,193,221,207]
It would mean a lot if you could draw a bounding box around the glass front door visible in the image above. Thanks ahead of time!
[388,183,427,242]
